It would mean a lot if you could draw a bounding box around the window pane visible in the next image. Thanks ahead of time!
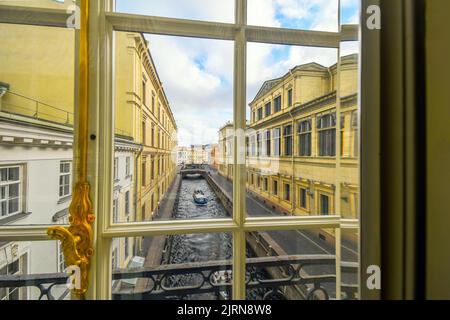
[0,0,73,10]
[246,42,340,217]
[0,23,74,225]
[0,241,71,300]
[248,0,339,32]
[246,229,341,300]
[341,0,361,25]
[113,32,233,223]
[341,228,359,300]
[112,234,231,300]
[115,0,234,23]
[8,167,19,181]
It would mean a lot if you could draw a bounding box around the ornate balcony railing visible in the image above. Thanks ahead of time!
[0,255,358,300]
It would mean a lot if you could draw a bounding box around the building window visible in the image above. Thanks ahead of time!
[142,120,146,145]
[124,237,129,260]
[250,135,256,157]
[151,124,155,147]
[274,95,282,112]
[320,194,330,215]
[298,119,312,156]
[0,257,23,300]
[272,127,281,156]
[126,157,131,176]
[273,180,278,196]
[265,101,271,117]
[283,125,293,156]
[265,130,271,156]
[151,92,155,114]
[112,248,118,270]
[299,188,307,209]
[257,132,262,156]
[57,241,67,272]
[287,88,293,107]
[151,157,155,180]
[352,111,359,158]
[113,197,118,223]
[317,113,336,157]
[0,166,21,218]
[59,161,71,198]
[257,107,263,121]
[114,158,118,180]
[264,177,268,192]
[142,79,146,105]
[142,158,146,187]
[125,191,130,216]
[284,183,291,202]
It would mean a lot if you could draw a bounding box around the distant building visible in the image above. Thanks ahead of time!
[177,144,216,166]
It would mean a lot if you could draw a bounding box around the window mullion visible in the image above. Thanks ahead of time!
[232,0,247,301]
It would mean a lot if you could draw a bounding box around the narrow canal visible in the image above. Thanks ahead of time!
[165,174,266,300]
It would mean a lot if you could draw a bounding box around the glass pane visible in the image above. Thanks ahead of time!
[341,228,359,300]
[248,0,339,32]
[246,229,337,300]
[112,234,232,300]
[115,0,234,24]
[341,0,361,25]
[113,32,233,223]
[0,23,75,226]
[246,42,340,217]
[0,0,74,10]
[0,168,6,181]
[8,167,19,181]
[0,241,71,300]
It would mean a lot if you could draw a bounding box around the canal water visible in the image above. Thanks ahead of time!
[166,175,266,300]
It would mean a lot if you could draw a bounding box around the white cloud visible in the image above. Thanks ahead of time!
[117,0,355,146]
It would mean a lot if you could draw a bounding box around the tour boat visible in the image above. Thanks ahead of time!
[193,189,208,205]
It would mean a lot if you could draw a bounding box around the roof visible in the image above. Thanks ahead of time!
[249,54,358,106]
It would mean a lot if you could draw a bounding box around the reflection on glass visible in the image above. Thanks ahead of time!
[248,0,339,32]
[245,43,341,218]
[0,23,74,227]
[246,229,341,300]
[340,0,361,25]
[112,234,232,300]
[115,0,234,23]
[0,0,74,10]
[341,228,359,300]
[113,32,233,223]
[0,241,71,300]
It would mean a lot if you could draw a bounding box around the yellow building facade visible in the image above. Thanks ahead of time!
[115,32,178,222]
[218,55,358,225]
[0,0,177,271]
[245,54,359,220]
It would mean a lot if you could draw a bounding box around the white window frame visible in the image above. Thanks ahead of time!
[0,0,380,300]
[58,161,72,199]
[0,165,22,218]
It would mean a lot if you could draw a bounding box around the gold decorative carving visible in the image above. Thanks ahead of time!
[47,0,93,299]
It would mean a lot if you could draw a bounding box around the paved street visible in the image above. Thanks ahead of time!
[207,167,358,262]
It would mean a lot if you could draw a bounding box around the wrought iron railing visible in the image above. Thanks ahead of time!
[0,255,358,300]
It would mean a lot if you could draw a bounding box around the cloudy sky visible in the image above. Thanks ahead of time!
[116,0,360,146]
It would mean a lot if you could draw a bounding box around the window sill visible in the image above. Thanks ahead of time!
[0,211,32,225]
[57,195,72,204]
